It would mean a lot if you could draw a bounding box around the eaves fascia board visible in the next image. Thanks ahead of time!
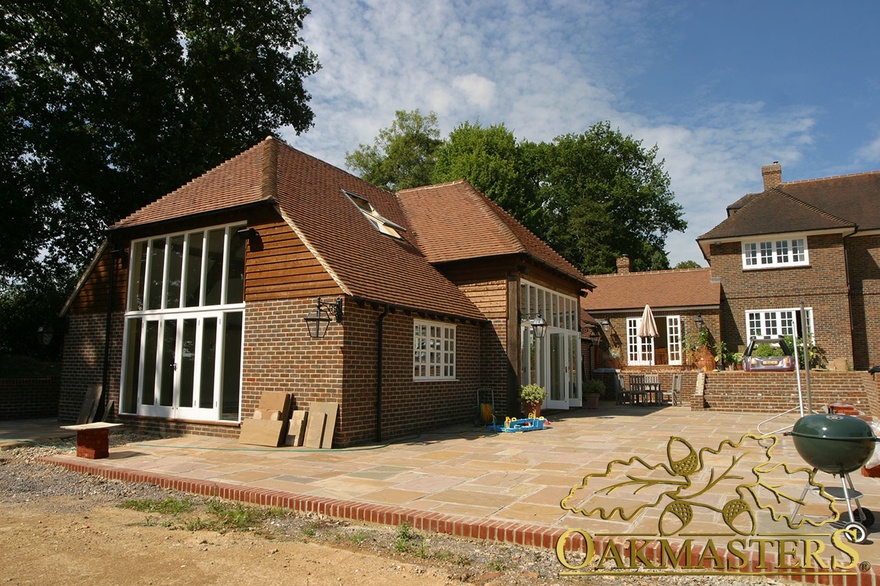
[698,226,856,246]
[592,304,720,315]
[109,199,276,233]
[348,295,489,325]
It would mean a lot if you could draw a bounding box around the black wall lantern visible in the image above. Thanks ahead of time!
[694,312,705,329]
[521,314,546,339]
[588,325,601,345]
[304,297,343,339]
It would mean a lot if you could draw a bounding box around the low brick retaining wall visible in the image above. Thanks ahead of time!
[0,377,60,420]
[597,370,880,418]
[696,370,878,416]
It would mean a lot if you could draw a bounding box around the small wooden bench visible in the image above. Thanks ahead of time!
[60,422,122,459]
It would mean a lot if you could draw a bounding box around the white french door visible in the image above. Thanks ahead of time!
[127,310,242,421]
[627,315,682,366]
[521,326,582,411]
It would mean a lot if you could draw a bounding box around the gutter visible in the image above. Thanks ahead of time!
[376,305,389,442]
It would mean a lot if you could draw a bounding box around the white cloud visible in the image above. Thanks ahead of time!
[284,0,825,265]
[452,74,496,110]
[857,135,880,166]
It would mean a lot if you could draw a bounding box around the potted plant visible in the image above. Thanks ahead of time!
[519,384,547,417]
[584,379,604,409]
[731,352,744,370]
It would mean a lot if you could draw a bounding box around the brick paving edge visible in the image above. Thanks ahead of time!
[38,455,880,585]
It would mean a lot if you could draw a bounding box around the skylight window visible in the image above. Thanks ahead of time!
[343,190,405,239]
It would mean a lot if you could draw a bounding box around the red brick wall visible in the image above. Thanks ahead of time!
[61,299,483,445]
[709,235,853,363]
[845,235,880,369]
[0,377,59,419]
[696,370,877,415]
[59,312,124,423]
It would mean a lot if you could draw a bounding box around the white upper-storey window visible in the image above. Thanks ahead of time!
[742,236,808,269]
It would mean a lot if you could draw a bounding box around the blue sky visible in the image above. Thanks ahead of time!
[281,1,880,267]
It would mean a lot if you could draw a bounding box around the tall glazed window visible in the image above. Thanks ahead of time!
[518,280,581,409]
[121,223,246,422]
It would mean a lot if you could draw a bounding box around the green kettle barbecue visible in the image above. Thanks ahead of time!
[788,413,879,474]
[786,413,879,543]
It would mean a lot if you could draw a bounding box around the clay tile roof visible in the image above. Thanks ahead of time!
[397,180,592,287]
[111,137,485,321]
[699,170,880,245]
[697,189,854,242]
[782,170,880,229]
[113,139,273,229]
[271,144,484,321]
[582,268,720,312]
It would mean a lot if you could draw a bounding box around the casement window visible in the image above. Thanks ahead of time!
[742,236,808,269]
[746,307,813,341]
[120,223,246,422]
[413,320,456,380]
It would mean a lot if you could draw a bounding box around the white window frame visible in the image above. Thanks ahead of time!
[413,319,456,381]
[626,315,683,366]
[745,307,814,341]
[120,223,246,422]
[742,235,808,269]
[518,280,582,409]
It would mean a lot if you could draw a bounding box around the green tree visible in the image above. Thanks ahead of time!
[675,260,703,269]
[345,109,442,191]
[540,122,686,274]
[0,0,320,287]
[432,122,546,234]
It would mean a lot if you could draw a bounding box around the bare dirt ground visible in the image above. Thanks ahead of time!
[0,437,787,586]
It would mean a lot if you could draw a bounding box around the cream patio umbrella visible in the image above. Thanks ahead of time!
[638,304,659,338]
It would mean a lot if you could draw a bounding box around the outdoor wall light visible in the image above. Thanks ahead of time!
[304,297,343,339]
[236,227,258,240]
[588,325,601,345]
[695,313,705,329]
[521,314,546,339]
[598,318,610,328]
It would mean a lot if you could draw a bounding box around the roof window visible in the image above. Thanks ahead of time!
[343,190,405,239]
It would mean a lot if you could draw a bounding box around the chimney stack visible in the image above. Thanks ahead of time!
[616,255,631,274]
[762,162,782,190]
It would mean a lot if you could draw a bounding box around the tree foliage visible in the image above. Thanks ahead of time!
[0,0,320,287]
[540,122,686,274]
[345,109,441,191]
[675,260,703,269]
[347,113,687,275]
[432,122,545,234]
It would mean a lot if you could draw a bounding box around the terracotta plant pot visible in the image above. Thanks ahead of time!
[522,402,542,418]
[585,394,600,409]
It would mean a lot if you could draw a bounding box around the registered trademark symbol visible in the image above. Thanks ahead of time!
[859,561,872,572]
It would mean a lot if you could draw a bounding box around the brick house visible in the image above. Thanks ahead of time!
[59,137,592,446]
[697,163,880,371]
[582,256,721,369]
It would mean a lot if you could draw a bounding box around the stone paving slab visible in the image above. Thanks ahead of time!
[11,405,880,583]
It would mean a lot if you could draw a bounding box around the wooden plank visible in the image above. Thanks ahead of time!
[303,411,326,448]
[310,403,339,449]
[238,419,285,447]
[285,410,308,447]
[76,385,103,424]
